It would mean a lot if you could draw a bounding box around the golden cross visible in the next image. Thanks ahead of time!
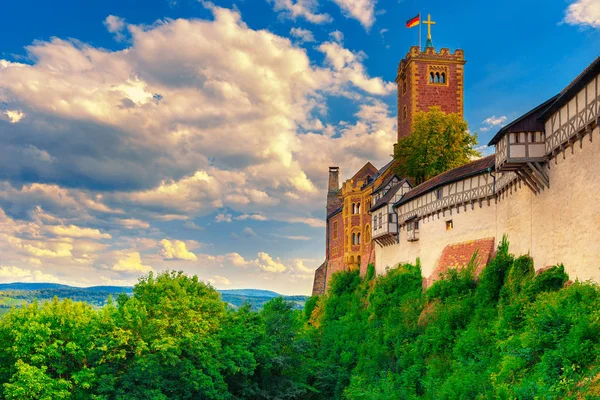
[423,14,436,40]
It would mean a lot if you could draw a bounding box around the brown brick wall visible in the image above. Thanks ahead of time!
[425,237,495,288]
[396,46,465,143]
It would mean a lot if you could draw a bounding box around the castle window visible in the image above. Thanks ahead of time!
[402,78,407,95]
[436,188,443,200]
[435,72,440,83]
[352,203,356,214]
[407,220,419,241]
[430,72,434,83]
[356,203,361,214]
[441,72,446,83]
[357,233,361,245]
[333,221,338,239]
[446,220,453,231]
[403,105,407,121]
[357,255,361,265]
[365,227,370,243]
[373,215,377,229]
[352,233,356,245]
[379,213,382,228]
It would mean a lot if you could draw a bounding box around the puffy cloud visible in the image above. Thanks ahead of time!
[215,212,233,223]
[0,265,60,283]
[564,0,600,28]
[209,275,231,286]
[318,41,395,95]
[112,252,153,273]
[290,27,315,43]
[234,213,269,221]
[243,227,257,237]
[270,0,332,24]
[332,0,376,30]
[329,30,344,43]
[480,115,507,132]
[255,252,286,273]
[104,15,127,41]
[282,217,325,227]
[24,243,73,258]
[159,239,198,261]
[4,110,24,123]
[46,224,111,240]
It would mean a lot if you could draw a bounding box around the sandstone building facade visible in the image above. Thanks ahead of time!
[313,44,600,295]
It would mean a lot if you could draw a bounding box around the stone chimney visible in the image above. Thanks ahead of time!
[326,167,341,215]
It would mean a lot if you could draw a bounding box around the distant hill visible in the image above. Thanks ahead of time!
[0,283,307,314]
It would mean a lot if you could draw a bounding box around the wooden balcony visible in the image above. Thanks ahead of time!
[495,131,549,195]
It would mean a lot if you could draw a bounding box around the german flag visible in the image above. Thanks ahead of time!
[406,14,420,28]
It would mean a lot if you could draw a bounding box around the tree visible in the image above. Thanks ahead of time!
[394,106,480,184]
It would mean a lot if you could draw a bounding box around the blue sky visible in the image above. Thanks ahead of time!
[0,0,597,294]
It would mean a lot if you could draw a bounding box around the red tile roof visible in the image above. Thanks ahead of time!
[395,155,495,207]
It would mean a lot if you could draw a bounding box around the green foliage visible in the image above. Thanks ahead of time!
[0,247,599,399]
[394,106,480,184]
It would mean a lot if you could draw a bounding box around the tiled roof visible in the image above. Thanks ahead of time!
[370,179,408,212]
[362,159,395,189]
[487,95,558,146]
[394,155,495,207]
[538,56,600,121]
[372,173,401,195]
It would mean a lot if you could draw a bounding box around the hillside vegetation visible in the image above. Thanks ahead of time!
[0,285,306,315]
[1,239,599,399]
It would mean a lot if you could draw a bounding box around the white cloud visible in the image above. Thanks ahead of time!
[329,30,344,43]
[255,252,286,273]
[481,115,507,132]
[318,41,395,95]
[209,275,231,286]
[4,110,24,123]
[0,265,60,283]
[112,252,153,273]
[215,212,233,223]
[46,224,112,240]
[564,0,600,28]
[243,227,257,237]
[290,27,316,43]
[104,15,127,41]
[270,0,332,24]
[283,217,325,227]
[159,239,197,261]
[234,213,269,221]
[332,0,376,30]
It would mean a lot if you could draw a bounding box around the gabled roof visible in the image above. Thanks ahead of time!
[372,173,402,195]
[370,179,409,212]
[394,155,495,207]
[362,159,395,189]
[487,95,558,146]
[538,56,600,122]
[351,162,378,182]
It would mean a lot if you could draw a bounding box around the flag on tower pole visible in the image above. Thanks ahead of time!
[406,14,420,28]
[406,13,421,51]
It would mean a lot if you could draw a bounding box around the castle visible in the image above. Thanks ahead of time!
[312,40,600,295]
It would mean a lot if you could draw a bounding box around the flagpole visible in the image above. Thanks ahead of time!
[418,12,421,52]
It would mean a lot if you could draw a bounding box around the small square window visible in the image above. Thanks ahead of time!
[446,220,453,231]
[436,188,443,200]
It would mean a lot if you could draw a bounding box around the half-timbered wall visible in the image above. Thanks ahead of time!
[376,123,600,284]
[545,74,599,155]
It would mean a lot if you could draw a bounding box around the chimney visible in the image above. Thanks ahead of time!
[326,167,340,214]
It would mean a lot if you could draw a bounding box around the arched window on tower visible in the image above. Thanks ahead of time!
[357,233,361,245]
[352,233,356,245]
[435,72,440,83]
[356,203,361,214]
[441,72,446,83]
[430,72,434,83]
[403,105,407,121]
[352,203,356,214]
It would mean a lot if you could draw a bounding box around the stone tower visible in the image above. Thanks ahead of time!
[326,166,340,215]
[396,46,466,142]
